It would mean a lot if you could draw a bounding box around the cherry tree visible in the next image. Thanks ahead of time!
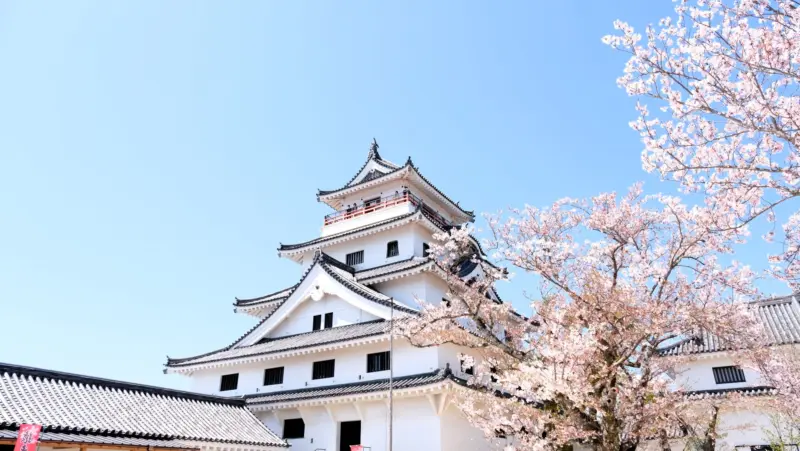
[602,0,800,287]
[398,186,766,451]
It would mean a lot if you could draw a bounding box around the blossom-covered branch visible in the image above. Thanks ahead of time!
[603,0,800,286]
[398,186,766,451]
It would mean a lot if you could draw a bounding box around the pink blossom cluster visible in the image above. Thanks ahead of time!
[603,0,800,287]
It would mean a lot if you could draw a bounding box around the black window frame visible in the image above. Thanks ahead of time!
[263,367,284,386]
[364,196,381,208]
[460,357,474,376]
[219,373,239,391]
[312,359,335,380]
[712,365,746,384]
[324,312,333,328]
[367,351,391,373]
[386,240,399,258]
[423,242,431,257]
[346,250,364,266]
[312,314,322,331]
[283,418,305,439]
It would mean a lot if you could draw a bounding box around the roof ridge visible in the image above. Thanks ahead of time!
[0,362,244,406]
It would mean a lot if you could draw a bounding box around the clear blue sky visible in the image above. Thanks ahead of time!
[0,1,782,389]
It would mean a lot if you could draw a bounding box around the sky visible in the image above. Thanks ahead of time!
[0,1,786,390]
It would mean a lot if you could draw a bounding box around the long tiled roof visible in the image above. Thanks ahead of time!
[279,210,423,252]
[659,294,800,356]
[245,368,461,407]
[0,429,193,449]
[684,385,777,400]
[317,159,474,219]
[354,257,436,282]
[166,320,391,368]
[0,363,286,448]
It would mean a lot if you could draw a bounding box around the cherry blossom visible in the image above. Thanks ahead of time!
[603,0,800,287]
[398,186,769,451]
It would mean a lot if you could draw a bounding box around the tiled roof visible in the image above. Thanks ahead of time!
[234,285,297,308]
[319,257,418,314]
[317,155,474,220]
[167,254,416,369]
[166,320,391,368]
[0,363,287,448]
[279,210,423,252]
[684,385,777,400]
[335,140,399,190]
[0,429,194,449]
[658,294,800,356]
[354,257,435,282]
[245,368,460,406]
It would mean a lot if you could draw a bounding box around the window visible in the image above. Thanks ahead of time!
[713,366,746,384]
[312,359,335,379]
[346,250,364,266]
[490,366,498,383]
[367,351,391,373]
[263,367,284,386]
[364,197,381,208]
[312,315,322,331]
[423,242,431,257]
[460,357,474,375]
[219,373,239,391]
[283,418,305,439]
[386,240,399,258]
[442,297,451,308]
[324,312,333,328]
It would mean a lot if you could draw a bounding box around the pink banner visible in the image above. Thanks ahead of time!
[14,424,41,451]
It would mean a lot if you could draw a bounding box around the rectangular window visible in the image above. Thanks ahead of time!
[283,418,305,439]
[263,367,284,386]
[713,366,746,384]
[312,314,322,331]
[367,351,391,373]
[423,242,430,257]
[364,197,381,208]
[312,359,335,379]
[386,240,399,258]
[460,357,474,376]
[346,250,364,266]
[219,373,239,391]
[324,312,333,328]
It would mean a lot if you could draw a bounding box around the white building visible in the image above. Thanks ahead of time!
[657,294,800,451]
[163,140,800,451]
[165,142,496,451]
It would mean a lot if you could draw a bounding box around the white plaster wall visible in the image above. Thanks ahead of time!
[716,406,776,450]
[321,201,416,236]
[441,403,495,450]
[375,272,448,309]
[269,293,381,338]
[673,355,764,392]
[189,339,440,396]
[260,396,456,451]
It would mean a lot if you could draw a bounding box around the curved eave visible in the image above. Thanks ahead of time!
[317,163,474,223]
[278,210,426,260]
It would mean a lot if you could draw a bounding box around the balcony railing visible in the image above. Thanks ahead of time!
[323,191,450,229]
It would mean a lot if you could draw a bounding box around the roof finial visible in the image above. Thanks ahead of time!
[368,138,381,160]
[405,155,414,167]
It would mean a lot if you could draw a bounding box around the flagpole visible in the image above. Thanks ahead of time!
[388,297,394,451]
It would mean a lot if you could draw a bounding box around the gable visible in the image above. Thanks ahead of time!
[269,293,382,338]
[348,159,395,187]
[233,258,416,348]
